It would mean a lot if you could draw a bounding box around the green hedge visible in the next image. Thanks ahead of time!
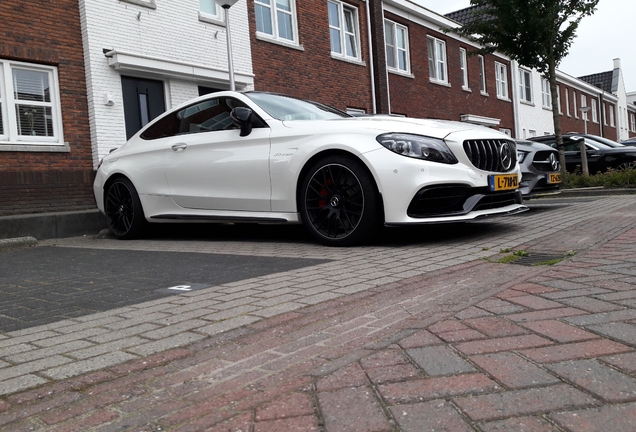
[563,166,636,189]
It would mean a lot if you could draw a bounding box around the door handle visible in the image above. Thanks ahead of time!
[171,143,187,152]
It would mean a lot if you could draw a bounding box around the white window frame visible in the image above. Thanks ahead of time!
[427,36,448,84]
[199,0,223,24]
[494,62,508,99]
[630,113,635,132]
[581,94,588,120]
[459,48,469,90]
[573,91,578,118]
[556,85,562,114]
[518,69,532,103]
[603,103,607,125]
[121,0,156,9]
[541,79,551,108]
[328,0,361,61]
[478,55,487,94]
[254,0,299,45]
[565,88,570,116]
[384,19,410,74]
[592,99,598,123]
[610,105,615,127]
[0,60,64,147]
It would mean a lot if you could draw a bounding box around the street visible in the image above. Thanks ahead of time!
[1,194,636,431]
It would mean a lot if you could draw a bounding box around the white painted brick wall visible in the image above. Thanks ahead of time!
[79,0,253,166]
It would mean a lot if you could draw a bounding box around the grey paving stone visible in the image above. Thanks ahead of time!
[407,346,475,376]
[0,374,50,396]
[42,351,140,380]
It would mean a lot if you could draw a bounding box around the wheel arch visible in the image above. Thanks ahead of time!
[295,149,385,223]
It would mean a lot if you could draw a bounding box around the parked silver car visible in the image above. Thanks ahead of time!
[516,140,561,199]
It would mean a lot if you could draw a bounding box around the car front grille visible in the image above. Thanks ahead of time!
[532,151,560,172]
[463,139,517,172]
[407,185,521,218]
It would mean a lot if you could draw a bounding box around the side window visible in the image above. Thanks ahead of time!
[141,97,254,140]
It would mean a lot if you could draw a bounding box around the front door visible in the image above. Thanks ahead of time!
[121,76,166,140]
[163,96,272,212]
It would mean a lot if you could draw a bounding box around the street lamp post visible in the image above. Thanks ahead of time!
[214,0,239,91]
[579,106,591,176]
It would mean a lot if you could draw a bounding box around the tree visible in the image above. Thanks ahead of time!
[450,0,599,174]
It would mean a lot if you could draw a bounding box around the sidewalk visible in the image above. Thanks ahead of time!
[1,199,636,430]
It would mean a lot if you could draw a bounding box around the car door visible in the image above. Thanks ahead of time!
[163,96,272,211]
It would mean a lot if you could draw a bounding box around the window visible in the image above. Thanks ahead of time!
[141,97,263,140]
[573,91,577,118]
[541,79,551,108]
[556,85,562,114]
[603,103,607,125]
[427,37,447,84]
[459,48,468,89]
[255,0,297,44]
[494,62,508,99]
[0,60,63,146]
[630,113,635,132]
[518,69,532,103]
[199,0,222,22]
[592,99,598,123]
[478,55,486,94]
[581,94,587,120]
[328,1,360,61]
[384,20,409,73]
[565,88,570,116]
[610,105,615,127]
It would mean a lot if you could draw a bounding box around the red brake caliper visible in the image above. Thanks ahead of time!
[318,178,333,208]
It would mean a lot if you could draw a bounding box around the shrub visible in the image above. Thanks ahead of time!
[563,165,636,189]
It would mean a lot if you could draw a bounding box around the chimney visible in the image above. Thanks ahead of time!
[613,58,621,70]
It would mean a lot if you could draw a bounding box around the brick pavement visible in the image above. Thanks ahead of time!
[0,196,636,430]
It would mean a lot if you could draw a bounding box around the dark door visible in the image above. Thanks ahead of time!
[122,76,166,139]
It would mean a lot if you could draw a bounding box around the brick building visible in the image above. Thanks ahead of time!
[0,0,95,217]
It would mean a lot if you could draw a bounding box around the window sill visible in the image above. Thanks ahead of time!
[497,96,511,102]
[462,87,471,93]
[430,79,450,88]
[119,0,156,9]
[199,12,225,26]
[330,54,365,67]
[520,100,535,107]
[542,106,552,111]
[388,69,414,78]
[480,91,489,97]
[0,142,70,152]
[256,33,304,51]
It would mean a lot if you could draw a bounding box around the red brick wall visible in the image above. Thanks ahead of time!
[557,84,608,138]
[0,0,95,216]
[247,0,374,113]
[385,13,515,135]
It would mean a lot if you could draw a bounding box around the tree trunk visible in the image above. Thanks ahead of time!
[548,58,567,175]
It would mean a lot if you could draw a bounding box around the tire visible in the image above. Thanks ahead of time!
[299,155,380,246]
[104,177,146,239]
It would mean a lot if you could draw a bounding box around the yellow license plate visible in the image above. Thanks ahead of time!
[489,174,519,191]
[548,173,562,184]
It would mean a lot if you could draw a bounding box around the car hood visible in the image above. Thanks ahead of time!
[281,116,508,141]
[516,141,556,152]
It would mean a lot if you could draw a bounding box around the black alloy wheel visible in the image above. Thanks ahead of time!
[104,177,146,239]
[300,155,380,246]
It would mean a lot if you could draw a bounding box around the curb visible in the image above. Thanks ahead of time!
[0,236,38,250]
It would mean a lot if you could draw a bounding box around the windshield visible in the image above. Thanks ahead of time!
[245,92,351,121]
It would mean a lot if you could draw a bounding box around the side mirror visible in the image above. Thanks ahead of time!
[230,107,253,137]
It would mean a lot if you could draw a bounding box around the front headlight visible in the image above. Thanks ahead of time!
[517,150,529,163]
[376,133,458,164]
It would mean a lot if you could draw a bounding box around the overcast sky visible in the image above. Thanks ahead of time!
[413,0,635,92]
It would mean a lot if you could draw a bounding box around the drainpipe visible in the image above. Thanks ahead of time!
[511,60,520,138]
[365,0,376,114]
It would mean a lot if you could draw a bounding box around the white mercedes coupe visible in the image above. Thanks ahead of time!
[94,91,527,246]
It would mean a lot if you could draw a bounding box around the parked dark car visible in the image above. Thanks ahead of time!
[515,140,561,199]
[621,137,636,146]
[529,134,636,173]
